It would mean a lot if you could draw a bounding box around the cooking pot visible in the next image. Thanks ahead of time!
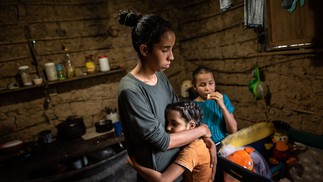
[95,120,113,133]
[56,116,86,141]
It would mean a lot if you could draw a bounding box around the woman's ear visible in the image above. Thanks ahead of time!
[139,44,148,57]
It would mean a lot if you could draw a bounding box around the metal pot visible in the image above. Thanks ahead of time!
[95,120,113,133]
[56,116,86,141]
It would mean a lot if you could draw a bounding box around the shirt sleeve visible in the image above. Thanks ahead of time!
[174,144,198,172]
[223,94,234,114]
[119,88,170,151]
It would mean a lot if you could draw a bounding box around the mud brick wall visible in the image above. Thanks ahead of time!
[0,0,322,143]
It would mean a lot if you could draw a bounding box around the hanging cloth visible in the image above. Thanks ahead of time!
[244,0,265,28]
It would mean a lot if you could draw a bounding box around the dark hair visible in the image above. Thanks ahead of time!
[192,66,214,85]
[165,100,203,126]
[118,10,174,59]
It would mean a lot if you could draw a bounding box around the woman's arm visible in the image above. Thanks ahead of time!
[167,123,211,149]
[203,137,217,181]
[128,157,184,182]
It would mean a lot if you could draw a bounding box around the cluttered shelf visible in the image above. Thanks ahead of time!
[0,68,125,96]
[47,68,125,86]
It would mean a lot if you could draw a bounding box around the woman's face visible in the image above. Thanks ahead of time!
[194,72,216,100]
[166,110,192,133]
[146,31,175,71]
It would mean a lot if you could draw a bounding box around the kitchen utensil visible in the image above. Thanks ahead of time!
[56,116,86,141]
[0,140,23,152]
[95,120,113,133]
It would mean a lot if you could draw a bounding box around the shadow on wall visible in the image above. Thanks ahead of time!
[308,0,323,67]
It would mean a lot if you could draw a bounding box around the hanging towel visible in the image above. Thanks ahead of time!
[244,0,265,28]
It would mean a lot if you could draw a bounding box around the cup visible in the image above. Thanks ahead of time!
[113,121,123,137]
[33,78,43,85]
[72,155,88,169]
[39,130,53,144]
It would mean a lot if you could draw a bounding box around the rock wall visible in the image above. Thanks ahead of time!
[0,0,322,143]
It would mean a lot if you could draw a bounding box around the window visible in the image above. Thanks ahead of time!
[265,0,323,51]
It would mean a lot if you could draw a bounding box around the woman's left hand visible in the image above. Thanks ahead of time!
[203,137,217,181]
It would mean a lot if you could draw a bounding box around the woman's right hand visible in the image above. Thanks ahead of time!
[201,123,212,138]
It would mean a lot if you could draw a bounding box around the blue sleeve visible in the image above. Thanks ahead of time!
[223,94,234,114]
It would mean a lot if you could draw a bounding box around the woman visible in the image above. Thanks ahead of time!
[117,11,216,181]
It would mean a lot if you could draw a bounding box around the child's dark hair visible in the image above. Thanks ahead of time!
[118,10,174,59]
[165,100,203,126]
[192,66,213,85]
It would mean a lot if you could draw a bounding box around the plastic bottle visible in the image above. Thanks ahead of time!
[98,55,110,72]
[44,62,58,81]
[105,108,122,137]
[56,63,66,80]
[64,49,75,79]
[18,65,32,86]
[85,54,96,74]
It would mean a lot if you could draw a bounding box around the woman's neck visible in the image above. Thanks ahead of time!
[131,63,157,85]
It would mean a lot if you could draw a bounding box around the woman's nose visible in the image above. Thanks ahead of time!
[169,51,174,61]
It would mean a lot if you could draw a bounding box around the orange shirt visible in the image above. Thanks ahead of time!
[175,139,212,182]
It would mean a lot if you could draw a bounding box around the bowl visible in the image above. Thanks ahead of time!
[0,140,23,152]
[95,120,113,133]
[33,78,43,85]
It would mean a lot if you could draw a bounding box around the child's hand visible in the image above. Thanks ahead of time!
[207,91,225,108]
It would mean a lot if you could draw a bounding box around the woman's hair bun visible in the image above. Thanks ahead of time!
[118,10,142,27]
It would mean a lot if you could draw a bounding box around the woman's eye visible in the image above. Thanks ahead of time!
[162,48,169,52]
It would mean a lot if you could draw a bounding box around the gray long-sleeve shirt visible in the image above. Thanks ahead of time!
[118,71,180,179]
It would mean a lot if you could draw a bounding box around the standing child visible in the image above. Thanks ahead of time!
[192,66,238,144]
[128,100,212,182]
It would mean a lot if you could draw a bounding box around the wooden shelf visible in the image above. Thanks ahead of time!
[0,68,126,107]
[47,68,124,86]
[0,84,43,95]
[0,68,125,96]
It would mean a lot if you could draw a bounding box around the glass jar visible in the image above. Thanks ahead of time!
[18,65,32,86]
[85,54,96,74]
